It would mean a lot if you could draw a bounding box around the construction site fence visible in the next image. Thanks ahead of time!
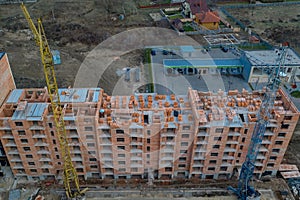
[220,7,269,49]
[221,1,300,9]
[221,1,300,50]
[220,7,246,30]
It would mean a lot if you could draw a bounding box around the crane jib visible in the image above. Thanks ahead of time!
[20,3,87,199]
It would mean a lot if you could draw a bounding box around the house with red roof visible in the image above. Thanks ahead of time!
[195,11,220,30]
[182,0,208,18]
[187,0,208,15]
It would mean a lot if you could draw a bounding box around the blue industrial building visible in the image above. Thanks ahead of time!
[161,46,300,84]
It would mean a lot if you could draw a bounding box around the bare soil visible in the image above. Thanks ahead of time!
[1,2,300,197]
[226,5,300,52]
[0,0,155,90]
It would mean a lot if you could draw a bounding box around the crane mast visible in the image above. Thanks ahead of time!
[229,47,287,199]
[20,3,86,198]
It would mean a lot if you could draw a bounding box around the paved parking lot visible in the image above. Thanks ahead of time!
[150,48,250,95]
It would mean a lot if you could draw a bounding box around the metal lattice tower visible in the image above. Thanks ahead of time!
[20,3,87,198]
[228,47,287,200]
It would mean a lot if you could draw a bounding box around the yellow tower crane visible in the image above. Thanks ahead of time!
[20,3,87,198]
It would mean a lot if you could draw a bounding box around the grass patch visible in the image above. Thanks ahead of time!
[238,44,271,50]
[183,23,194,32]
[291,90,300,98]
[164,10,181,15]
[138,0,171,7]
[143,49,154,93]
[160,0,171,3]
[168,14,183,20]
[144,48,151,64]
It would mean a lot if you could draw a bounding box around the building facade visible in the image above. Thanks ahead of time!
[195,11,220,30]
[241,48,300,84]
[0,52,16,107]
[0,52,16,166]
[0,86,298,181]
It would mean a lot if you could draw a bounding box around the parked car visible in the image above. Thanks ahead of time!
[229,68,241,75]
[177,68,183,74]
[221,68,227,74]
[170,51,176,55]
[221,45,228,52]
[162,50,169,55]
[151,49,156,56]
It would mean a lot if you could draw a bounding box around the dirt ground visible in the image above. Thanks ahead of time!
[283,123,300,167]
[226,4,300,52]
[0,0,160,91]
[1,1,300,198]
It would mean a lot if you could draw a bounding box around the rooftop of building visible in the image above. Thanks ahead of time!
[97,87,298,129]
[5,88,101,104]
[163,58,242,68]
[12,102,48,121]
[245,48,300,66]
[0,87,298,128]
[186,0,209,15]
[195,11,220,23]
[148,46,240,60]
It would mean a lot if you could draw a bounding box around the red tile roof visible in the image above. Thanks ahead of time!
[186,0,208,14]
[196,11,220,23]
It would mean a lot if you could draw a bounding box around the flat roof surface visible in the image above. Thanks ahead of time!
[245,48,300,66]
[12,103,47,121]
[163,59,242,68]
[58,88,88,103]
[58,88,100,103]
[6,88,101,104]
[93,90,100,102]
[6,89,23,104]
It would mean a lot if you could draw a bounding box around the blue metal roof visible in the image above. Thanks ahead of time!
[12,103,48,121]
[64,116,76,121]
[6,89,23,103]
[0,52,4,60]
[163,59,243,68]
[93,90,100,102]
[180,46,195,52]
